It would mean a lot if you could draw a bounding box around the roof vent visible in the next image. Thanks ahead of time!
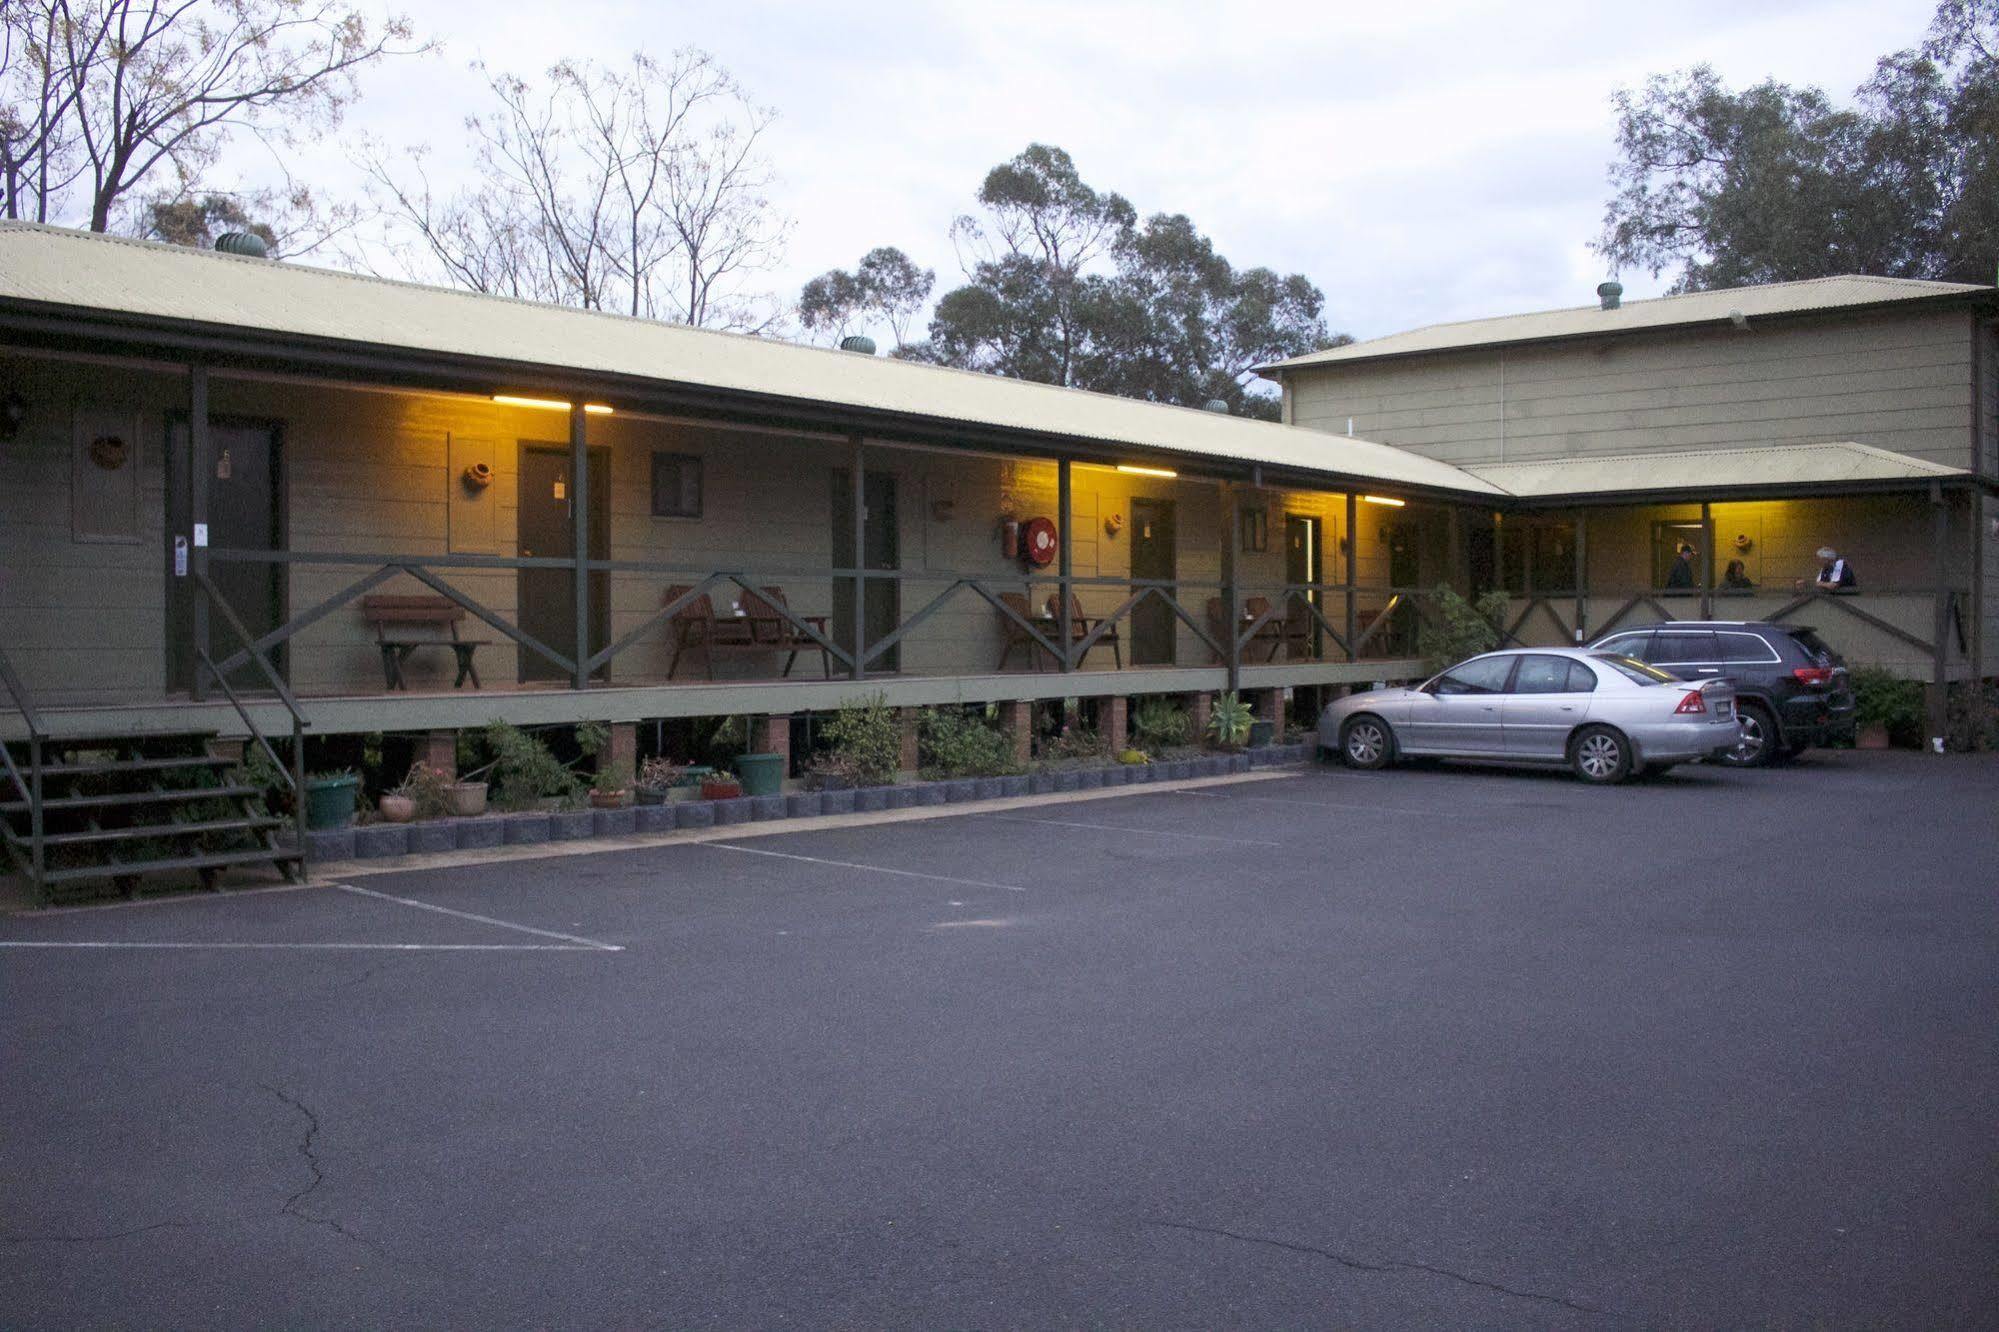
[215,231,270,259]
[1201,399,1229,413]
[1596,281,1622,310]
[838,334,877,355]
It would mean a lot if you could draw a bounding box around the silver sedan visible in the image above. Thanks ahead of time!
[1318,648,1743,784]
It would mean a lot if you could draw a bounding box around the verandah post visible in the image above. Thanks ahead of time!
[189,364,211,702]
[1057,457,1073,672]
[1699,500,1714,619]
[851,434,866,681]
[1574,512,1588,644]
[1344,491,1358,660]
[570,402,590,691]
[1225,482,1241,695]
[1930,481,1950,749]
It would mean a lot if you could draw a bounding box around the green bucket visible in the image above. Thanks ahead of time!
[732,752,786,797]
[305,774,360,830]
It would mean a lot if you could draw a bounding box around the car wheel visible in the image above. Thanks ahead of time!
[1340,715,1393,770]
[1719,703,1778,768]
[1569,725,1632,784]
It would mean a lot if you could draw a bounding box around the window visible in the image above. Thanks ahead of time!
[1239,503,1268,553]
[651,452,702,518]
[1565,659,1599,692]
[1594,631,1651,660]
[1717,632,1779,663]
[1649,631,1719,664]
[1432,654,1515,695]
[1652,520,1706,589]
[1511,654,1578,694]
[1593,654,1676,685]
[1786,628,1837,666]
[1499,521,1577,593]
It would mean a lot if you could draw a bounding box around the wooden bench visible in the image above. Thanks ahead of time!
[361,595,489,690]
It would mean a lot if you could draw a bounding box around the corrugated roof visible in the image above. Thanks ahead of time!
[0,223,1503,496]
[1465,442,1965,499]
[1263,274,1990,372]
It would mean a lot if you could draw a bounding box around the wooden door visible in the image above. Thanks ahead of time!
[166,418,285,692]
[831,470,899,673]
[517,444,609,683]
[1130,497,1176,665]
[1285,513,1322,656]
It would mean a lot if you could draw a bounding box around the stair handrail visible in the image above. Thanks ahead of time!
[192,572,310,875]
[0,645,47,892]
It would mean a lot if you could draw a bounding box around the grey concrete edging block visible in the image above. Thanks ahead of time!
[592,807,637,837]
[1053,770,1081,792]
[503,812,551,845]
[998,775,1029,798]
[974,777,1003,801]
[1230,753,1251,773]
[1028,772,1057,795]
[453,816,506,850]
[751,795,786,821]
[943,779,978,803]
[352,824,408,859]
[785,792,824,818]
[407,821,457,855]
[854,786,892,813]
[633,804,677,834]
[678,801,717,829]
[1076,768,1104,789]
[549,810,595,841]
[306,828,354,862]
[819,789,855,815]
[909,783,946,806]
[713,797,754,825]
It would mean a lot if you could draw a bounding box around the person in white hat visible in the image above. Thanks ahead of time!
[1813,546,1857,592]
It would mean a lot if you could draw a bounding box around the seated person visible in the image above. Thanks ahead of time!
[1663,542,1698,591]
[1721,558,1755,591]
[1813,546,1857,592]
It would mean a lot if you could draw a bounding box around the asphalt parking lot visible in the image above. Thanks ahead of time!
[2,750,1995,1328]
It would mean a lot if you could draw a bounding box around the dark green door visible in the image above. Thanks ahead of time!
[1285,513,1322,656]
[518,444,610,682]
[832,470,899,673]
[1130,497,1176,665]
[166,418,285,692]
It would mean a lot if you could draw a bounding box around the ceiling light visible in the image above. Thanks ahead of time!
[1116,464,1178,478]
[493,395,613,415]
[1362,495,1405,507]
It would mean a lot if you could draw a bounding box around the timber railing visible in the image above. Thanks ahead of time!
[0,644,48,887]
[193,570,310,873]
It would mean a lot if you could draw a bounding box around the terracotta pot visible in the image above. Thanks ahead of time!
[589,788,631,809]
[445,781,488,817]
[1856,722,1892,750]
[700,779,744,800]
[376,793,417,823]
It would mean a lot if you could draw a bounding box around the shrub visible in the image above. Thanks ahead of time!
[1118,747,1150,765]
[480,721,582,810]
[919,707,1020,778]
[819,694,901,786]
[637,756,686,791]
[1417,585,1510,670]
[1131,697,1190,750]
[1851,667,1926,747]
[391,761,454,819]
[1041,722,1105,761]
[1207,692,1255,748]
[1946,680,1999,752]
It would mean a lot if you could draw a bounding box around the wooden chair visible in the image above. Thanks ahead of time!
[741,585,832,678]
[361,595,488,690]
[1043,592,1121,668]
[1282,597,1318,660]
[996,592,1047,671]
[1242,596,1285,663]
[666,585,829,679]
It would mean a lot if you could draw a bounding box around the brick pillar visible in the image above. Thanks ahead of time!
[1102,695,1130,752]
[897,708,922,773]
[416,730,457,779]
[1000,699,1034,767]
[1185,691,1213,743]
[1254,688,1285,735]
[606,721,638,781]
[758,715,792,771]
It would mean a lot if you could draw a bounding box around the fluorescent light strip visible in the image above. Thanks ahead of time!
[493,395,614,415]
[1115,464,1178,479]
[1362,494,1405,507]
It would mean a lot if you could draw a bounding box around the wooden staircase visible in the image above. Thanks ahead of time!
[2,732,303,904]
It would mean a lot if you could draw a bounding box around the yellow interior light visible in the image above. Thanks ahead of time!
[494,395,614,415]
[1116,464,1178,479]
[1362,494,1405,507]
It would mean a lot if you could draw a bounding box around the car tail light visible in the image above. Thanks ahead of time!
[1675,690,1707,715]
[1792,666,1834,687]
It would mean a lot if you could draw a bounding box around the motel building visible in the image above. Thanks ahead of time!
[2,224,1993,899]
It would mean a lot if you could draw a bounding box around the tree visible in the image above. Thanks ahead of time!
[1,0,423,233]
[902,144,1343,417]
[360,48,789,330]
[1597,0,1999,289]
[798,246,934,348]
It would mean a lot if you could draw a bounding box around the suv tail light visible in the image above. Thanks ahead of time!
[1792,666,1834,688]
[1674,690,1707,715]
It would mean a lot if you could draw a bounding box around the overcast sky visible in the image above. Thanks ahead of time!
[284,0,1939,344]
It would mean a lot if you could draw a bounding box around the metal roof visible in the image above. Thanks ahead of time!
[0,223,1504,497]
[1262,274,1991,372]
[1464,442,1966,500]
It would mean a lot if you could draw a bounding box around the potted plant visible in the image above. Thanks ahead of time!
[305,769,360,830]
[445,779,488,817]
[589,764,632,809]
[380,760,452,823]
[634,756,685,806]
[1852,666,1924,749]
[700,773,744,800]
[1207,692,1255,750]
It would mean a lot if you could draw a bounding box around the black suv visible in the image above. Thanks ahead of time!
[1587,621,1855,766]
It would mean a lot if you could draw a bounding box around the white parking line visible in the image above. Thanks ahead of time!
[705,842,1027,892]
[0,940,601,952]
[334,882,623,952]
[982,814,1282,847]
[1175,791,1444,818]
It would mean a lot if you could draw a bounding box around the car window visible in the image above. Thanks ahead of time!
[1511,655,1578,694]
[1649,631,1719,664]
[1592,653,1676,685]
[1717,631,1777,663]
[1433,655,1515,695]
[1566,659,1599,692]
[1595,632,1650,659]
[1786,628,1838,666]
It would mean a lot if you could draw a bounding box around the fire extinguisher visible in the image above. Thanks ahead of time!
[1001,518,1021,561]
